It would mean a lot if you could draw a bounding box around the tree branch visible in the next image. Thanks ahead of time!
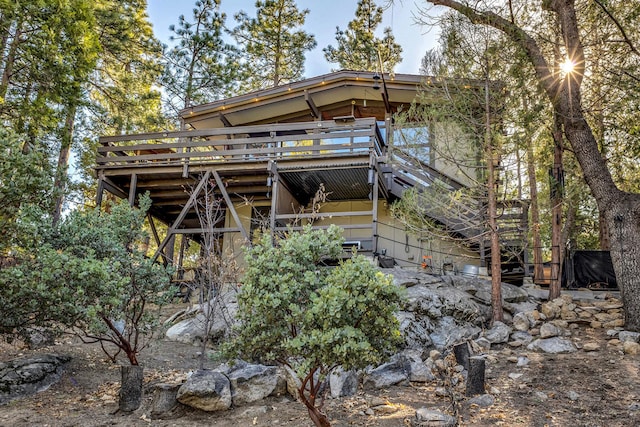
[426,0,560,101]
[592,0,640,57]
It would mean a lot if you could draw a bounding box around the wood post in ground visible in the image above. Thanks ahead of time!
[119,365,144,412]
[466,356,486,396]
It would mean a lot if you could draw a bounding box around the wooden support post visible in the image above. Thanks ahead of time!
[212,170,250,243]
[466,356,486,396]
[96,178,105,209]
[372,167,379,254]
[152,170,211,263]
[128,173,137,206]
[453,342,470,370]
[269,161,280,242]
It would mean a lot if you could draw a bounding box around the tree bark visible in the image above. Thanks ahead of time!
[485,78,503,323]
[120,365,144,412]
[52,103,77,226]
[427,0,640,331]
[549,111,564,300]
[526,134,544,283]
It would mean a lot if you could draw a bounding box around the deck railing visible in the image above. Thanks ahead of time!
[97,118,385,170]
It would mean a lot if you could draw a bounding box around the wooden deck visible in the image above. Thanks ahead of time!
[97,118,385,175]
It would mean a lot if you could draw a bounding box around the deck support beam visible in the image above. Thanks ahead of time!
[128,173,138,206]
[269,161,280,241]
[152,170,211,263]
[304,90,320,118]
[212,170,250,243]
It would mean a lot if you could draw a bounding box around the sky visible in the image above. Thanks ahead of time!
[146,0,440,77]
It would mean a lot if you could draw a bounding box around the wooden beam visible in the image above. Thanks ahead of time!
[269,164,280,239]
[128,173,137,206]
[101,177,128,199]
[275,210,374,220]
[372,168,379,254]
[219,113,233,127]
[152,170,211,262]
[96,178,105,208]
[147,214,161,247]
[304,90,320,118]
[212,170,250,243]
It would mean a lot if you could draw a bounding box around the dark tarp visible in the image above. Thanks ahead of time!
[563,250,617,289]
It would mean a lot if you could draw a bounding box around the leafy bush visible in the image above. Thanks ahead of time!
[226,225,403,427]
[0,194,172,365]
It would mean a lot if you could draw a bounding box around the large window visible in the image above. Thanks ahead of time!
[392,124,432,164]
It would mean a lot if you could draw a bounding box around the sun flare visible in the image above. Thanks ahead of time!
[560,58,575,74]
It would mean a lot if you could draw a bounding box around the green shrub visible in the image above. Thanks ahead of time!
[225,224,403,427]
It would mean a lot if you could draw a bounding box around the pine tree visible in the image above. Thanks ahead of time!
[323,0,402,72]
[231,0,316,90]
[161,0,239,116]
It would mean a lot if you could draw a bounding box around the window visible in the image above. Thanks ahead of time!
[392,124,432,164]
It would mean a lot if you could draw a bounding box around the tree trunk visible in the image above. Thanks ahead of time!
[425,0,640,331]
[549,111,564,300]
[120,365,144,412]
[484,77,503,323]
[52,103,77,225]
[526,136,544,283]
[0,19,21,101]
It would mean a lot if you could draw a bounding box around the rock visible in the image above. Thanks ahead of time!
[430,316,481,350]
[373,404,398,414]
[226,362,281,406]
[623,341,640,355]
[364,355,410,388]
[166,298,237,344]
[485,321,511,344]
[397,311,434,349]
[414,408,457,427]
[582,342,600,352]
[618,331,640,343]
[510,331,534,344]
[329,367,359,398]
[0,354,71,405]
[403,350,435,382]
[467,394,495,407]
[150,383,181,417]
[516,356,530,367]
[282,365,302,401]
[541,301,561,319]
[566,391,580,401]
[539,323,560,338]
[473,337,491,351]
[508,372,523,380]
[512,312,532,331]
[176,370,231,412]
[527,337,578,354]
[447,275,529,303]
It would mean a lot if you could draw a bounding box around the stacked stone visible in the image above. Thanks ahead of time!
[476,294,640,356]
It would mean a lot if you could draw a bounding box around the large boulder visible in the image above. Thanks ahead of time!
[166,297,237,345]
[329,367,359,398]
[176,370,232,412]
[0,354,70,404]
[225,362,283,406]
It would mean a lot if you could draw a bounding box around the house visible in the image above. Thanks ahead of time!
[95,70,528,278]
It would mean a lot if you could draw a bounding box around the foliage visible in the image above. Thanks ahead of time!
[0,129,54,256]
[225,225,403,426]
[0,194,172,365]
[161,0,239,115]
[323,0,402,72]
[230,0,316,90]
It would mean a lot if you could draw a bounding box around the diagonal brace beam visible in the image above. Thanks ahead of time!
[212,170,250,243]
[152,170,212,263]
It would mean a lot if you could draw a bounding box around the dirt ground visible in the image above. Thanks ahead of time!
[1,304,639,427]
